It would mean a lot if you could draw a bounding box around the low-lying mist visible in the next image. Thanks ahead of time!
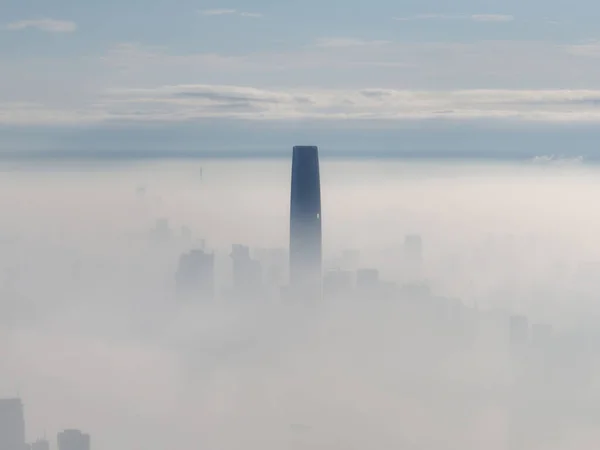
[2,158,600,450]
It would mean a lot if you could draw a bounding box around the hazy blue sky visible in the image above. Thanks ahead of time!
[3,0,600,156]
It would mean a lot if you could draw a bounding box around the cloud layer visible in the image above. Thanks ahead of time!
[4,38,600,127]
[314,38,392,48]
[5,159,600,449]
[5,85,600,126]
[198,9,262,18]
[5,19,77,33]
[393,14,514,22]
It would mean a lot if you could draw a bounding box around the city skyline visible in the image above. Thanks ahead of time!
[5,0,600,447]
[3,155,600,449]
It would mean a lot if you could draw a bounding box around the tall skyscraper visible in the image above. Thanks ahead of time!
[289,145,322,298]
[57,430,90,450]
[0,398,26,450]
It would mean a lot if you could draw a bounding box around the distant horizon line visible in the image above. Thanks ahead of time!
[0,149,591,163]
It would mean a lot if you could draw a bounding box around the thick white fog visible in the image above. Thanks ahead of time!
[2,157,600,450]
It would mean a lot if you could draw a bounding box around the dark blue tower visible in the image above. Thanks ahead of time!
[289,145,322,298]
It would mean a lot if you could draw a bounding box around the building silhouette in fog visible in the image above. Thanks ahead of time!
[404,234,422,261]
[323,269,353,299]
[30,440,49,450]
[150,218,172,243]
[403,234,423,280]
[289,145,322,298]
[0,398,26,450]
[254,247,287,287]
[57,430,90,450]
[230,244,262,299]
[175,249,215,301]
[356,268,379,291]
[509,314,529,356]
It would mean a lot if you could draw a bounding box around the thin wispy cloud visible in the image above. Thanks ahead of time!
[106,85,600,124]
[471,14,514,22]
[393,13,514,23]
[565,41,600,57]
[198,9,262,18]
[4,18,77,33]
[199,9,237,15]
[239,12,263,18]
[314,37,392,48]
[7,85,600,126]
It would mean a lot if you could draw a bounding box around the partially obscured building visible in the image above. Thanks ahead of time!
[30,440,50,450]
[403,234,423,280]
[356,269,379,291]
[509,314,530,349]
[323,269,353,299]
[230,244,262,299]
[57,430,90,450]
[289,145,322,300]
[175,249,215,301]
[509,314,530,370]
[0,398,26,450]
[150,218,172,243]
[254,247,287,287]
[404,234,423,263]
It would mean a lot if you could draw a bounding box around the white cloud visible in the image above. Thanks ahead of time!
[393,13,513,23]
[531,155,584,165]
[6,85,600,126]
[89,40,600,93]
[198,9,237,15]
[239,12,263,18]
[314,38,392,48]
[393,14,462,21]
[198,9,262,18]
[565,41,600,58]
[6,40,600,126]
[5,18,77,33]
[470,14,514,22]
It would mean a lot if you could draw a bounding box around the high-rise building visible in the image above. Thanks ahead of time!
[30,440,49,450]
[175,249,215,301]
[0,398,26,450]
[509,314,530,373]
[230,244,262,299]
[509,314,529,349]
[404,234,423,262]
[57,430,90,450]
[323,269,353,299]
[403,234,423,281]
[289,145,322,299]
[150,218,171,243]
[254,247,287,287]
[356,269,379,291]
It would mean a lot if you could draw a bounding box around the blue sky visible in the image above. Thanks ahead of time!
[3,0,600,156]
